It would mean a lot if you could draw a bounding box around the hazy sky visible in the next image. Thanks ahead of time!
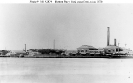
[0,4,133,50]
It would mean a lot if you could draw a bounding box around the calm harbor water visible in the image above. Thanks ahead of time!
[0,58,133,83]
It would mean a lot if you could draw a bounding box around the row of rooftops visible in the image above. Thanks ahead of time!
[77,45,98,50]
[77,45,132,51]
[0,45,131,54]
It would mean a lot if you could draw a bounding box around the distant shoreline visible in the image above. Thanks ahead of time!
[1,54,133,58]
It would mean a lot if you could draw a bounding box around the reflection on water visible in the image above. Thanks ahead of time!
[0,58,133,83]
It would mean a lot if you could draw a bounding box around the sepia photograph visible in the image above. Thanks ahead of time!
[0,3,133,83]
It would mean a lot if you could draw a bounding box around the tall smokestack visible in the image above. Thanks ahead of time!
[107,27,110,46]
[25,44,26,52]
[114,39,116,46]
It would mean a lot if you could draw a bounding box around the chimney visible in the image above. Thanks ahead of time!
[25,44,26,52]
[114,39,116,46]
[107,27,110,46]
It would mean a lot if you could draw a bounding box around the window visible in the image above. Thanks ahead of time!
[119,48,123,51]
[81,50,84,52]
[116,48,119,52]
[116,48,123,51]
[108,50,111,52]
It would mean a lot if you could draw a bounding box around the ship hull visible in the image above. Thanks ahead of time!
[110,55,133,58]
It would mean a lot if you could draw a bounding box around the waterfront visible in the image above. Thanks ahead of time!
[0,58,133,83]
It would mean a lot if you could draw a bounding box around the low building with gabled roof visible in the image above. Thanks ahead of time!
[77,45,97,50]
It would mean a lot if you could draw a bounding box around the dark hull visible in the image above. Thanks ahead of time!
[24,55,109,58]
[110,55,133,58]
[1,54,133,58]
